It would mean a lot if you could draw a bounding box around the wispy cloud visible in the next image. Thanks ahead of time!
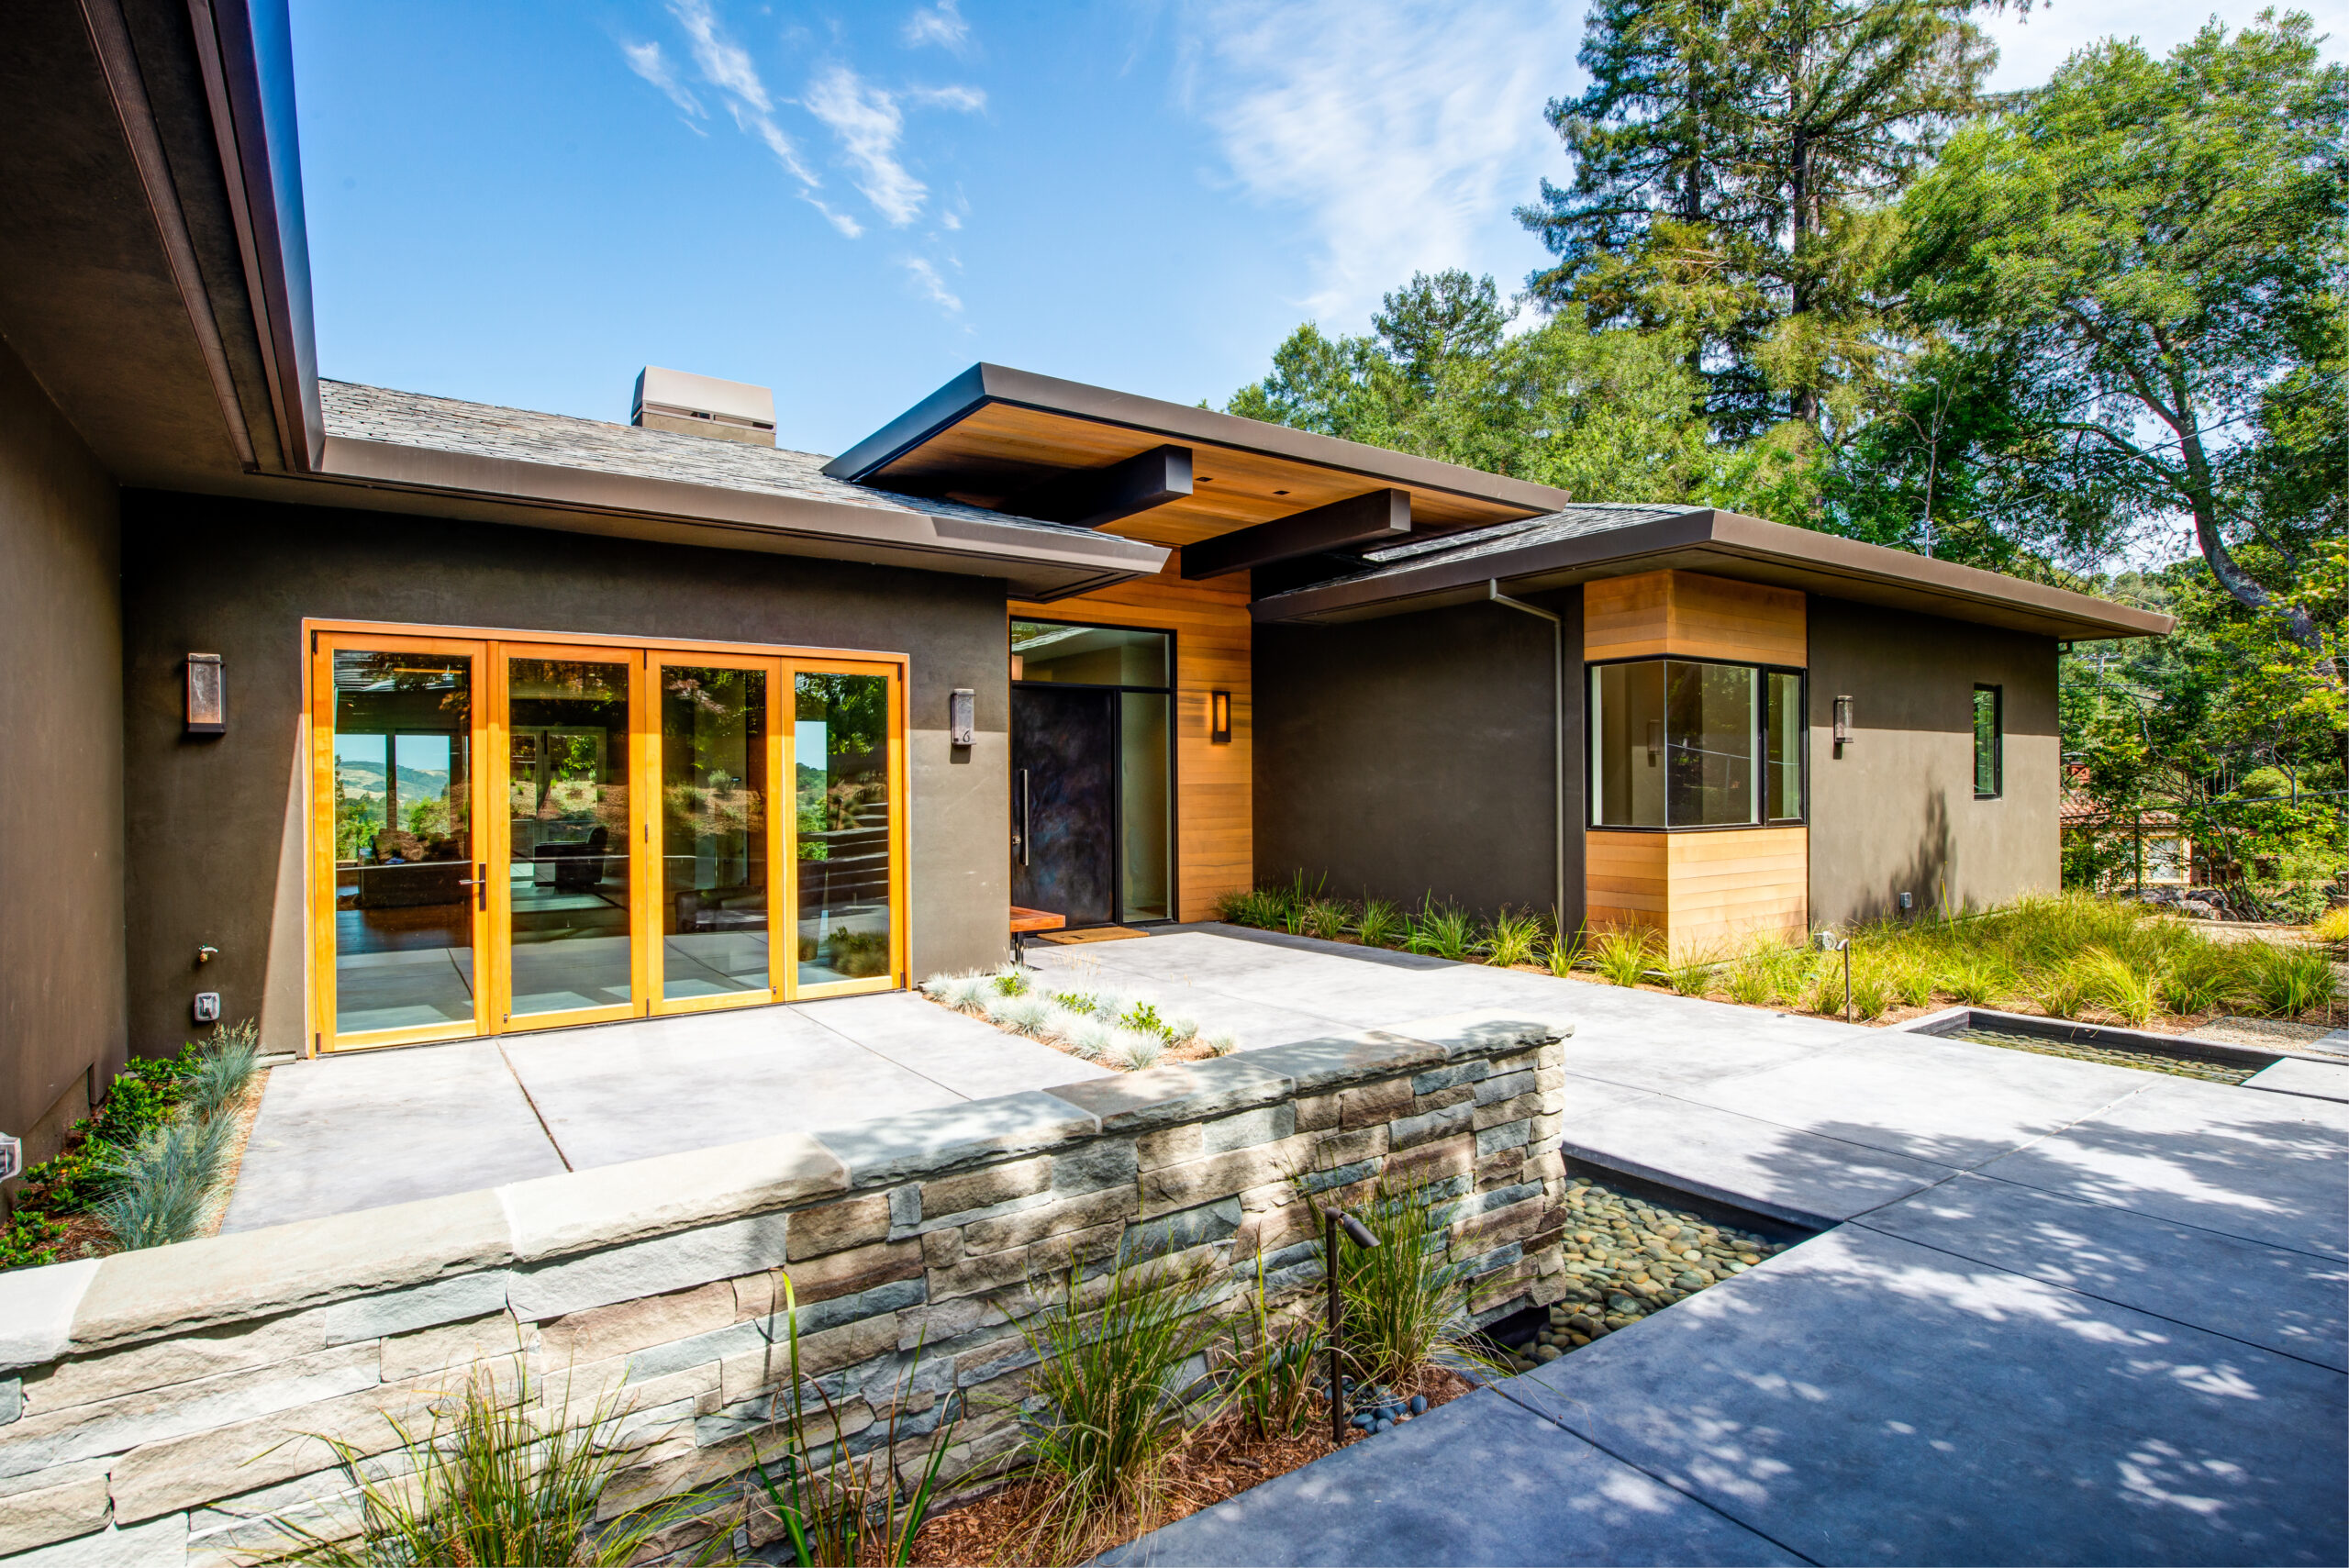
[659,0,819,186]
[806,64,928,226]
[907,83,987,112]
[902,0,973,54]
[621,40,705,118]
[903,256,963,312]
[1176,0,1580,326]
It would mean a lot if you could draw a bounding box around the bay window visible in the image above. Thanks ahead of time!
[1589,659,1807,828]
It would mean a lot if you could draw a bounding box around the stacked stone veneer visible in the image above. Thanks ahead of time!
[0,1010,1575,1566]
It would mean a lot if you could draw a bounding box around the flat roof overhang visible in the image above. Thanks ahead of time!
[822,362,1575,550]
[1253,509,2175,642]
[283,435,1169,600]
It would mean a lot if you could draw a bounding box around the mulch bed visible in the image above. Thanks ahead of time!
[909,1366,1474,1566]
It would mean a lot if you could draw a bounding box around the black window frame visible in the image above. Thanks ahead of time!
[1973,684,2003,799]
[1585,655,1809,831]
[1008,617,1181,925]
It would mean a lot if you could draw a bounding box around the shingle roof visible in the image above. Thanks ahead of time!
[1297,502,1703,588]
[319,380,1105,542]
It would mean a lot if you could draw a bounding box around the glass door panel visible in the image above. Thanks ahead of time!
[322,643,484,1044]
[657,662,775,1007]
[503,654,635,1021]
[794,668,898,994]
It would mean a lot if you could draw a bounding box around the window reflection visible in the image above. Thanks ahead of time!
[1590,659,1804,829]
[661,667,768,999]
[796,672,893,984]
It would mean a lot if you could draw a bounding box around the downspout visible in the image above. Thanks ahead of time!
[1488,581,1565,918]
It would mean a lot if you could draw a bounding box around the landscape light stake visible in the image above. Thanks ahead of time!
[1325,1207,1378,1444]
[1818,930,1852,1021]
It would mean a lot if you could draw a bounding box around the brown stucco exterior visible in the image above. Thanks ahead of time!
[1806,595,2061,927]
[0,339,126,1171]
[117,492,1016,1057]
[1252,592,1581,921]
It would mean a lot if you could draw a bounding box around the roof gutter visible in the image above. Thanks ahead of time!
[1258,510,2176,642]
[187,0,321,473]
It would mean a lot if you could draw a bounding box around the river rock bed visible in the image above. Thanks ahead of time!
[1497,1177,1794,1372]
[1949,1025,2254,1085]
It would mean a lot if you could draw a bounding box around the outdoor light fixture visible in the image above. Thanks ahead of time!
[1210,690,1231,743]
[948,687,975,748]
[185,652,225,735]
[1832,695,1854,756]
[1816,929,1853,1019]
[1325,1207,1379,1443]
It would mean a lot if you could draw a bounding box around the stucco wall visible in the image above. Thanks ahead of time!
[1807,596,2060,926]
[1253,593,1582,921]
[117,493,1013,1057]
[0,339,124,1171]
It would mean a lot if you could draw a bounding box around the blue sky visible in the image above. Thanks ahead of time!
[292,0,2348,460]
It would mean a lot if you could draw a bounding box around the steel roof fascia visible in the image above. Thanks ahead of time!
[824,361,1576,516]
[318,435,1171,578]
[1252,508,2173,639]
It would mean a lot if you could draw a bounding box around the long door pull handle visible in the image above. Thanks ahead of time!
[1020,770,1031,867]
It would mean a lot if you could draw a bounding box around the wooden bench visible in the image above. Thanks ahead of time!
[1009,905,1065,964]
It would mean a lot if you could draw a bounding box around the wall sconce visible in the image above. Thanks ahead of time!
[185,653,225,735]
[948,688,975,748]
[1832,695,1854,756]
[1210,690,1231,744]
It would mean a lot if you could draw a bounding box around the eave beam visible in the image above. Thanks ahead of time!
[1181,487,1410,580]
[1008,443,1193,528]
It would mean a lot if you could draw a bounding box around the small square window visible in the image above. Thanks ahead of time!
[1973,685,2002,798]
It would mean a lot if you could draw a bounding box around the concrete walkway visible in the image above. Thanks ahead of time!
[220,991,1108,1231]
[1044,927,2348,1566]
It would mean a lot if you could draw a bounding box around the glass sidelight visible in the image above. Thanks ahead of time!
[658,663,773,1006]
[320,641,484,1045]
[314,630,902,1051]
[504,655,634,1021]
[795,670,896,990]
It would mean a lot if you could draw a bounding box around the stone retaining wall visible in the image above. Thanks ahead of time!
[0,1010,1574,1566]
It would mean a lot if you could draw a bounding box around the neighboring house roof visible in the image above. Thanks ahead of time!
[1254,505,2175,642]
[313,381,1168,599]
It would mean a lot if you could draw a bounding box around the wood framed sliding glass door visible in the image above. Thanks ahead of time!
[310,625,907,1052]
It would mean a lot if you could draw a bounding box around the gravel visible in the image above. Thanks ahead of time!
[1495,1176,1793,1373]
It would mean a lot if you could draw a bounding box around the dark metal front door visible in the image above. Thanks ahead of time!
[1011,686,1116,927]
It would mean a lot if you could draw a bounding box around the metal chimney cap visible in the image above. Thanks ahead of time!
[631,366,777,445]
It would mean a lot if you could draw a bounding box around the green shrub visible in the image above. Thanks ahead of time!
[1888,959,1936,1010]
[1218,1252,1325,1440]
[93,1114,234,1251]
[263,1362,716,1568]
[2073,947,2163,1025]
[1935,956,2007,1006]
[749,1272,958,1568]
[2162,943,2244,1015]
[1405,898,1476,962]
[1847,961,1893,1021]
[1327,1174,1486,1390]
[1591,929,1655,987]
[1544,918,1586,977]
[1803,959,1848,1017]
[2239,941,2338,1018]
[1012,1250,1221,1556]
[2028,963,2088,1020]
[1355,898,1406,949]
[1485,908,1543,968]
[1665,952,1718,997]
[1304,898,1351,943]
[1724,957,1776,1006]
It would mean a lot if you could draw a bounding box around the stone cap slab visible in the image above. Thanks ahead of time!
[1389,1011,1575,1059]
[66,1189,512,1353]
[813,1091,1100,1190]
[498,1131,846,1262]
[1043,1058,1291,1133]
[1243,1032,1447,1094]
[0,1259,101,1373]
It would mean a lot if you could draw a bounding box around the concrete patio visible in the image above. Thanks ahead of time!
[217,924,2347,1563]
[1077,928,2347,1567]
[220,990,1111,1231]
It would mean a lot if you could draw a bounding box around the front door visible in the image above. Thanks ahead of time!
[311,628,906,1051]
[1012,685,1118,926]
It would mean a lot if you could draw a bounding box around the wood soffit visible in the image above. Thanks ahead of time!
[828,366,1568,551]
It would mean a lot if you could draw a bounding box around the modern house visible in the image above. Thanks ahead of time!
[0,0,2168,1174]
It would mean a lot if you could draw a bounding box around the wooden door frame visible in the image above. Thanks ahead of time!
[306,618,909,1054]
